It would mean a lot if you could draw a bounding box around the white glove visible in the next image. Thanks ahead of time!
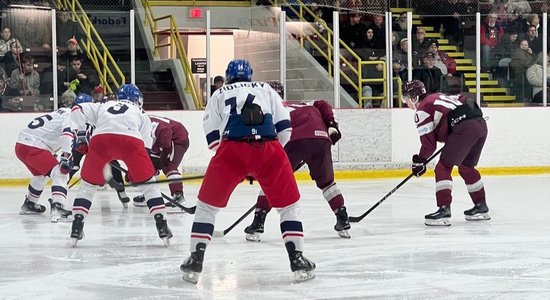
[328,127,339,136]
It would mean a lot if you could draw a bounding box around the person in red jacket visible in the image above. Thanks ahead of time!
[401,80,490,226]
[480,13,505,72]
[133,116,190,213]
[243,81,350,240]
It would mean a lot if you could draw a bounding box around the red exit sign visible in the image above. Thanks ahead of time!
[189,7,203,19]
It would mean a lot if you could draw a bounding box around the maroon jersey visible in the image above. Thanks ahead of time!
[415,93,471,159]
[150,116,189,156]
[287,100,335,142]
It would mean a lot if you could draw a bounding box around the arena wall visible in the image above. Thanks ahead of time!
[1,107,549,183]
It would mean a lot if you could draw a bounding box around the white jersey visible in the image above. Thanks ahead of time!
[17,108,73,154]
[71,101,154,148]
[203,81,291,150]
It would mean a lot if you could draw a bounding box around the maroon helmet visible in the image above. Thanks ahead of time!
[401,80,427,105]
[267,80,284,98]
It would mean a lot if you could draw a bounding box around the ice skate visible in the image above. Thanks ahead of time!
[48,199,73,222]
[286,242,315,282]
[424,205,451,226]
[19,196,46,215]
[334,206,351,238]
[117,190,130,208]
[133,194,147,207]
[180,243,205,284]
[166,191,185,214]
[70,214,85,247]
[154,213,173,246]
[244,209,267,242]
[464,201,491,221]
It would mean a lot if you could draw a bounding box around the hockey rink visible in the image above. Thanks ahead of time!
[1,174,550,299]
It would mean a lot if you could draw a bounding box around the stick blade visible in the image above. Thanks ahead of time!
[212,231,225,238]
[348,216,362,223]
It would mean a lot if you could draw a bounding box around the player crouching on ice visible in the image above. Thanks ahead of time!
[401,80,490,226]
[180,59,315,284]
[244,80,350,240]
[14,90,82,222]
[69,84,172,247]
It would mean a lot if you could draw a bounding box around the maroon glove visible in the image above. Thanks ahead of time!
[411,154,427,177]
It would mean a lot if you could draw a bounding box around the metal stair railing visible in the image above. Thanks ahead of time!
[141,0,202,109]
[56,0,126,93]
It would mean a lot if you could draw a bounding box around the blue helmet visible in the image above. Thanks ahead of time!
[74,93,92,105]
[225,59,253,84]
[117,83,143,106]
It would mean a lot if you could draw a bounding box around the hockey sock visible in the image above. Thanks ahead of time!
[458,165,485,204]
[27,175,48,203]
[189,200,219,252]
[277,202,304,253]
[321,182,345,213]
[50,166,69,206]
[141,178,166,218]
[256,190,272,212]
[72,180,98,219]
[166,170,183,196]
[435,160,453,207]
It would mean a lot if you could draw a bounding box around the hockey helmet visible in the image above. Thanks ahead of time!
[267,80,284,99]
[74,93,93,105]
[225,59,253,84]
[401,80,427,109]
[117,83,143,107]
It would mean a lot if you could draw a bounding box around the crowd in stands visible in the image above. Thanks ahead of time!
[0,8,98,112]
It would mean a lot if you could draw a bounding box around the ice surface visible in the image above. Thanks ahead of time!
[1,175,550,299]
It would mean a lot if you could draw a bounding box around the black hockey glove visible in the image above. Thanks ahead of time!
[411,154,427,177]
[327,121,341,145]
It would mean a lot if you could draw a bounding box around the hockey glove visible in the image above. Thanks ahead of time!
[149,151,163,170]
[411,154,427,177]
[59,156,74,175]
[327,121,342,145]
[73,130,89,154]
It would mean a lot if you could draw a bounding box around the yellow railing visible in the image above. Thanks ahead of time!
[56,0,125,94]
[142,0,202,109]
[146,0,250,6]
[273,0,401,107]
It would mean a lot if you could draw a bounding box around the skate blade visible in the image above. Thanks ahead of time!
[121,202,129,209]
[161,236,172,247]
[133,201,147,207]
[71,237,79,248]
[465,213,491,221]
[51,215,74,223]
[424,218,451,226]
[294,270,315,282]
[182,271,200,284]
[245,233,262,242]
[19,210,43,215]
[337,230,351,239]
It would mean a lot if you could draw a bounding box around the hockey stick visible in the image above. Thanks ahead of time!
[349,148,443,223]
[68,177,81,189]
[108,162,197,214]
[212,160,307,238]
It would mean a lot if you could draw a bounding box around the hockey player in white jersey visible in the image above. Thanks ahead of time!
[15,98,79,222]
[69,84,172,247]
[180,59,315,284]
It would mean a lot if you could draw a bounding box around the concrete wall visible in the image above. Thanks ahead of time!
[2,107,549,180]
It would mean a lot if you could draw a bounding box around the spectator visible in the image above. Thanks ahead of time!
[340,13,367,49]
[367,14,385,50]
[8,55,40,97]
[510,39,536,101]
[522,25,542,55]
[412,27,427,56]
[426,39,457,77]
[56,9,81,47]
[394,38,409,68]
[0,27,18,58]
[480,13,505,72]
[2,40,24,77]
[503,10,524,33]
[392,58,407,82]
[357,28,384,60]
[413,52,443,93]
[361,58,385,108]
[392,12,407,38]
[58,37,86,73]
[526,51,550,103]
[211,75,224,95]
[62,57,97,95]
[60,89,77,108]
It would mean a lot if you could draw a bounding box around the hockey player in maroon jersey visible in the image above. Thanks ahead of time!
[401,80,490,226]
[133,115,190,213]
[180,59,315,284]
[243,80,350,240]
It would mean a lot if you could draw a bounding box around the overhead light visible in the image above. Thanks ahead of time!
[9,4,52,10]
